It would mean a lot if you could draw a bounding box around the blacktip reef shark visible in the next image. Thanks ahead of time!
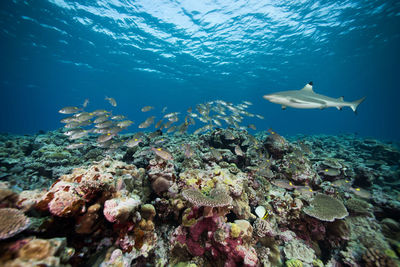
[263,82,366,112]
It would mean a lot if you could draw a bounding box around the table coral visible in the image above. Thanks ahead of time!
[0,208,30,240]
[303,193,348,222]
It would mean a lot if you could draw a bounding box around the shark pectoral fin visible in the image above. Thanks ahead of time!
[319,105,326,110]
[281,105,287,110]
[336,106,343,111]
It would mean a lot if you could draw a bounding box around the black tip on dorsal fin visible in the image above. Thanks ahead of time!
[308,81,313,86]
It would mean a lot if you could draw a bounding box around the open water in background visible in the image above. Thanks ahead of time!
[0,0,399,140]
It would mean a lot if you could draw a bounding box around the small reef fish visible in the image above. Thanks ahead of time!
[295,186,315,196]
[95,121,114,129]
[234,145,244,156]
[350,187,371,199]
[117,120,133,128]
[94,115,110,124]
[92,109,109,116]
[162,106,168,113]
[59,106,81,114]
[64,129,85,136]
[105,96,117,107]
[111,115,125,120]
[126,138,142,148]
[247,124,257,130]
[154,138,167,144]
[73,112,94,122]
[97,133,116,143]
[243,101,253,105]
[163,112,180,119]
[255,114,264,120]
[332,179,352,188]
[210,147,223,161]
[182,144,194,158]
[155,120,163,129]
[151,147,173,161]
[82,99,89,108]
[141,106,154,112]
[167,126,177,133]
[60,116,77,123]
[66,143,85,149]
[320,168,341,177]
[194,124,213,135]
[69,130,90,140]
[270,179,297,190]
[139,116,155,129]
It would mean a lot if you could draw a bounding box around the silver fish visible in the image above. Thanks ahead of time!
[66,143,85,149]
[139,116,155,129]
[141,106,154,112]
[105,96,117,107]
[117,120,133,128]
[95,121,114,129]
[126,138,142,148]
[97,133,117,143]
[151,147,173,161]
[94,115,110,124]
[59,106,81,114]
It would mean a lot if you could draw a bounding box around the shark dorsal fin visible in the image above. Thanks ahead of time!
[301,82,315,93]
[337,96,344,101]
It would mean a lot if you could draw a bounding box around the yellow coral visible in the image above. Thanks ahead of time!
[230,223,241,238]
[182,208,197,227]
[213,168,221,175]
[312,259,324,267]
[186,178,198,186]
[384,249,397,259]
[286,259,303,267]
[174,262,197,267]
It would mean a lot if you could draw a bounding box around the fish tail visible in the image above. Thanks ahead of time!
[350,96,366,113]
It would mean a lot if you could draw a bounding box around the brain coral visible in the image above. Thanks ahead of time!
[0,208,30,240]
[182,188,232,207]
[303,193,348,222]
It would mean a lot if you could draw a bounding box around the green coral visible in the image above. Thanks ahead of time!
[312,259,324,267]
[286,259,303,267]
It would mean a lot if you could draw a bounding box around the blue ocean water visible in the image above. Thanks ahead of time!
[0,0,399,140]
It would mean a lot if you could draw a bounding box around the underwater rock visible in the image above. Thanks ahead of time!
[264,132,290,159]
[103,196,141,223]
[147,158,176,195]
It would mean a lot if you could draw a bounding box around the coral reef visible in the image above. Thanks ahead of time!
[0,130,399,266]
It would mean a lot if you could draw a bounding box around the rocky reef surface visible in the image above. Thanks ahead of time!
[0,129,399,267]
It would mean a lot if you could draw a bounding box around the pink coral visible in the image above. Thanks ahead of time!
[171,207,258,266]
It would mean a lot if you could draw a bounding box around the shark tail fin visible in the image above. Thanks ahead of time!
[350,96,366,113]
